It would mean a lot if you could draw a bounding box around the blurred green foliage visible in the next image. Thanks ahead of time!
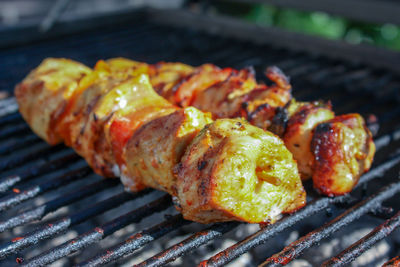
[213,3,400,51]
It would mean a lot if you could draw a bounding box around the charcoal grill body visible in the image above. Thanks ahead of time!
[0,5,399,267]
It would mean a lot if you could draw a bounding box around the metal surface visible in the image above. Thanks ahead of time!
[383,255,400,266]
[0,190,149,259]
[136,222,240,267]
[79,214,189,267]
[322,211,400,267]
[0,179,119,233]
[0,152,81,193]
[0,166,92,212]
[259,181,400,266]
[0,7,399,266]
[23,194,172,266]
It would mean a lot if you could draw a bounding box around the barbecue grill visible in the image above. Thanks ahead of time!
[1,2,400,266]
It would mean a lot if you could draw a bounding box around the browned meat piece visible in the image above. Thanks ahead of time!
[174,64,233,107]
[176,118,306,224]
[58,60,168,177]
[191,68,257,119]
[282,101,335,179]
[57,66,127,176]
[124,107,212,192]
[150,62,195,102]
[15,58,91,144]
[311,114,375,196]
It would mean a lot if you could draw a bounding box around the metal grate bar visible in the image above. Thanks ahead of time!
[0,178,119,233]
[297,70,368,103]
[201,151,400,266]
[0,152,81,193]
[294,66,367,100]
[0,143,65,173]
[23,194,172,267]
[303,64,347,85]
[0,98,14,108]
[0,166,92,212]
[373,128,400,152]
[78,214,189,267]
[0,134,41,155]
[0,98,18,116]
[201,198,347,267]
[322,211,400,266]
[136,222,240,267]
[383,255,400,266]
[284,62,321,80]
[0,123,29,140]
[0,189,150,259]
[259,181,400,267]
[0,112,22,128]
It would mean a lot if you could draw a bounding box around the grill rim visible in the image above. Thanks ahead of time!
[148,8,400,73]
[0,7,399,74]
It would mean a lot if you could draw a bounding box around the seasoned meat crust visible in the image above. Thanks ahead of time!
[15,58,91,144]
[282,101,334,179]
[176,118,306,223]
[124,107,212,192]
[311,114,375,196]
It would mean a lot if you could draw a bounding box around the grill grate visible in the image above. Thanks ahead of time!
[0,8,400,266]
[323,211,400,266]
[259,182,400,267]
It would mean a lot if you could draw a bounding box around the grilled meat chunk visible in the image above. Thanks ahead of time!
[124,107,212,192]
[150,62,194,102]
[152,62,375,196]
[282,101,334,179]
[176,118,306,223]
[174,64,233,107]
[191,68,258,119]
[56,60,132,148]
[57,64,131,176]
[190,66,292,130]
[15,58,91,144]
[105,76,177,174]
[58,60,173,177]
[311,114,375,196]
[85,74,176,177]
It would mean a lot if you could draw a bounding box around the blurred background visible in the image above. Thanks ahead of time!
[0,0,399,51]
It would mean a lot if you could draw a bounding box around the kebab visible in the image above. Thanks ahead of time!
[15,58,306,224]
[147,60,376,196]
